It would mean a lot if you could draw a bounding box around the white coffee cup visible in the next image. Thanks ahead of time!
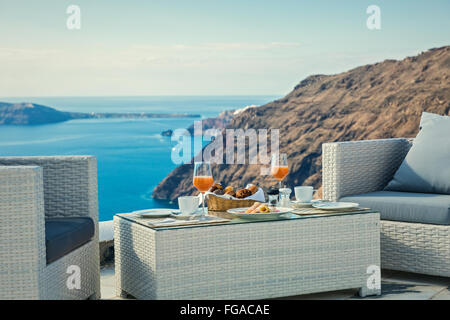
[178,196,199,215]
[294,186,315,203]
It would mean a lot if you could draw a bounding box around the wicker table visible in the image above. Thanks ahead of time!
[114,209,381,299]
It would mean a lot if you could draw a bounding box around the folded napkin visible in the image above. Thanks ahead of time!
[145,215,229,228]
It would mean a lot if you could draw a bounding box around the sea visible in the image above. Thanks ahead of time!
[0,96,278,221]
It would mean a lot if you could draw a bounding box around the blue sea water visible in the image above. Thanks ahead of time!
[0,96,278,221]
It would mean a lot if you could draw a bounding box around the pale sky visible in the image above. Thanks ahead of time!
[0,0,449,96]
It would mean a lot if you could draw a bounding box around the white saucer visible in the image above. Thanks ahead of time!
[292,199,321,208]
[131,208,173,218]
[312,202,359,211]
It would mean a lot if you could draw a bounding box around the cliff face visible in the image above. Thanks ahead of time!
[187,109,235,135]
[153,46,450,200]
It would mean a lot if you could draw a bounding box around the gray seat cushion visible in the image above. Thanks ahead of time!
[384,112,450,195]
[341,191,450,225]
[45,217,95,264]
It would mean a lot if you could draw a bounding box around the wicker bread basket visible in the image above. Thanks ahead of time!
[206,194,258,212]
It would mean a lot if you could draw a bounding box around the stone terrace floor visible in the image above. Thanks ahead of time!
[100,265,450,300]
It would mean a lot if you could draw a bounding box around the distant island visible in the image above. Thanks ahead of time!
[0,102,201,125]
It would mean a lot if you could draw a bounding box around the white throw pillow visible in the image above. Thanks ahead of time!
[420,112,450,129]
[384,112,450,195]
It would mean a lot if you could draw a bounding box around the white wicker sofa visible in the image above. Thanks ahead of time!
[322,138,450,278]
[0,156,100,299]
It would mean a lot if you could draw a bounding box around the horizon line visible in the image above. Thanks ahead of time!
[0,94,283,99]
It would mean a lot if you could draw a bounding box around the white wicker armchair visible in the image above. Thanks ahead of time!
[0,156,100,299]
[322,139,450,277]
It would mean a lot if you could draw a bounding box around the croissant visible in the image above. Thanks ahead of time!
[245,202,261,213]
[248,184,259,195]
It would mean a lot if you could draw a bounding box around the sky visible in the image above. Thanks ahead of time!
[0,0,449,97]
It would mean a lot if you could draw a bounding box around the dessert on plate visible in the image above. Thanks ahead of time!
[245,202,271,213]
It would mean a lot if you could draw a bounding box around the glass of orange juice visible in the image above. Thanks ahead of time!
[193,161,213,219]
[271,153,289,189]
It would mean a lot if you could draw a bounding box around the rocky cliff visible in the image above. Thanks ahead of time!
[187,109,236,135]
[152,46,450,200]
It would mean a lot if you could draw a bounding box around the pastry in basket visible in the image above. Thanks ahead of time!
[213,189,225,195]
[209,183,223,193]
[224,186,234,194]
[236,188,252,199]
[224,190,236,198]
[248,184,259,195]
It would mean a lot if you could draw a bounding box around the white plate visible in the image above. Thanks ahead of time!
[312,202,359,211]
[131,209,173,218]
[227,207,292,219]
[292,199,322,208]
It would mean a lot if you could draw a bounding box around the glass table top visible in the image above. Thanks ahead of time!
[116,207,377,231]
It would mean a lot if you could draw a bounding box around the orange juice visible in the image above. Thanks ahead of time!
[193,176,214,192]
[271,166,289,181]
